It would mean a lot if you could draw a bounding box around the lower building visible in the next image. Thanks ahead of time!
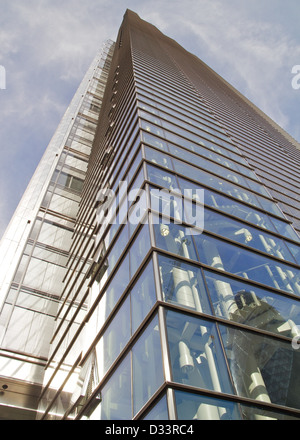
[1,10,300,420]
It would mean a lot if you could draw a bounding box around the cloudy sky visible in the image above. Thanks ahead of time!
[0,0,299,238]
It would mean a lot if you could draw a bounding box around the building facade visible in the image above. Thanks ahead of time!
[1,10,300,420]
[0,39,115,419]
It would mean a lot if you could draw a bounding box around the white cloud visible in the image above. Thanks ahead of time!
[0,0,299,238]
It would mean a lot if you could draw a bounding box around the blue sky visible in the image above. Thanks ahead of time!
[0,0,299,238]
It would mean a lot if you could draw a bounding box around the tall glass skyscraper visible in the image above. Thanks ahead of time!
[1,10,300,421]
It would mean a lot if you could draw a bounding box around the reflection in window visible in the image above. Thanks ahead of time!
[106,224,129,278]
[131,260,156,334]
[94,256,130,331]
[90,259,157,382]
[142,394,169,420]
[152,215,300,298]
[174,390,299,420]
[175,390,240,420]
[34,219,73,251]
[193,232,300,297]
[101,296,131,377]
[56,171,84,192]
[270,216,300,243]
[144,146,174,170]
[238,403,300,420]
[129,224,151,276]
[146,164,179,191]
[158,254,211,314]
[95,315,164,420]
[139,101,245,162]
[165,310,233,395]
[174,157,283,218]
[99,355,132,420]
[127,188,148,237]
[204,270,300,338]
[203,208,295,263]
[94,222,151,290]
[96,165,145,248]
[149,185,187,225]
[132,315,164,416]
[142,130,169,152]
[219,324,300,412]
[286,241,300,265]
[147,165,297,247]
[153,215,198,261]
[144,140,270,200]
[200,185,277,231]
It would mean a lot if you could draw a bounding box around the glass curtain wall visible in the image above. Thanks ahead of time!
[71,43,300,420]
[35,11,300,421]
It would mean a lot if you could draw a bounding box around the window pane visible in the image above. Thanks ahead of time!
[153,215,198,261]
[202,186,276,232]
[178,173,259,211]
[175,390,240,420]
[131,260,157,334]
[70,176,84,192]
[132,315,164,415]
[204,270,300,337]
[238,403,300,420]
[146,164,179,191]
[176,165,283,218]
[179,177,271,231]
[219,323,300,410]
[270,217,300,243]
[144,142,271,199]
[165,310,233,395]
[130,224,151,276]
[286,241,300,265]
[127,188,148,237]
[37,220,73,251]
[144,146,174,170]
[102,296,131,376]
[143,394,169,420]
[193,232,300,296]
[203,208,295,263]
[142,131,169,152]
[99,355,132,420]
[106,224,129,277]
[174,390,299,420]
[158,254,211,314]
[94,255,130,331]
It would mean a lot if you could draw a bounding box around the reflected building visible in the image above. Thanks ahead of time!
[1,10,300,420]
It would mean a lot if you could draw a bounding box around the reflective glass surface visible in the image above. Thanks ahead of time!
[99,355,132,420]
[131,260,156,334]
[152,214,300,297]
[165,310,233,394]
[193,232,300,297]
[158,254,211,314]
[97,314,164,420]
[203,207,296,263]
[142,394,169,420]
[132,315,164,415]
[204,270,300,337]
[219,323,300,410]
[174,390,300,420]
[175,390,240,420]
[101,296,131,376]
